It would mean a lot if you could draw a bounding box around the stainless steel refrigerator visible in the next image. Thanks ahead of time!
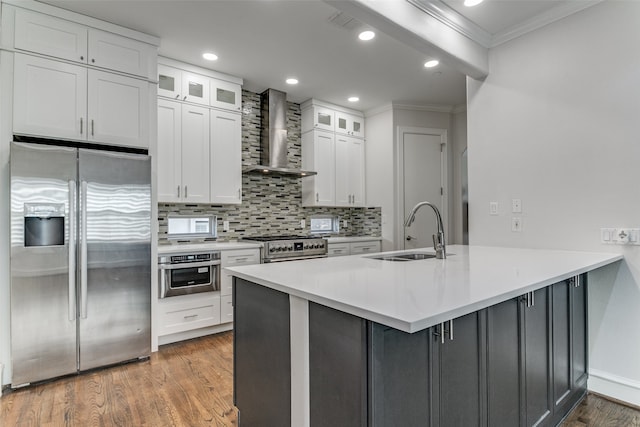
[10,141,151,386]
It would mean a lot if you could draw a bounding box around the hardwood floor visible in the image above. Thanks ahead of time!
[2,331,639,426]
[0,332,237,427]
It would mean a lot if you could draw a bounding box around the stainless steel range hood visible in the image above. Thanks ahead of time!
[243,88,317,177]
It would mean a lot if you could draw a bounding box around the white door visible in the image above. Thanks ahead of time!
[210,110,242,204]
[180,105,210,203]
[157,99,182,202]
[402,130,446,250]
[13,54,87,140]
[87,69,149,148]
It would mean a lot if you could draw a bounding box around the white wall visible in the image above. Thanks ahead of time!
[451,109,467,245]
[365,105,458,251]
[467,1,640,405]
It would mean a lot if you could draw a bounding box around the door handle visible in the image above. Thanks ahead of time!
[406,235,415,241]
[68,180,76,321]
[80,180,88,319]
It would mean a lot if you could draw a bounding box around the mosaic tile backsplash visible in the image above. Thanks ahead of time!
[158,89,381,244]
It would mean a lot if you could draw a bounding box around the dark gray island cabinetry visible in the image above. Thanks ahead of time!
[233,274,589,427]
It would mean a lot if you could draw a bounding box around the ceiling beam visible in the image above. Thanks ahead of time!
[326,0,489,80]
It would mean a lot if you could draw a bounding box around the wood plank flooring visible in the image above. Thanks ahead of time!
[0,332,237,427]
[2,331,639,426]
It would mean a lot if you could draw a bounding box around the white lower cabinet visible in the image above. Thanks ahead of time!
[13,53,149,149]
[221,248,261,323]
[157,293,221,337]
[328,240,381,257]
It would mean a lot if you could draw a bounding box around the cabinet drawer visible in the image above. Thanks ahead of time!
[328,244,350,257]
[221,295,233,324]
[222,248,260,266]
[159,294,220,336]
[221,248,260,296]
[351,242,381,255]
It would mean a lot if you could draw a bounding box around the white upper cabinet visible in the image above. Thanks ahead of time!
[87,69,148,147]
[13,8,155,79]
[180,104,211,203]
[211,79,242,112]
[14,8,87,63]
[210,110,242,204]
[301,130,336,207]
[301,99,366,207]
[336,111,365,138]
[158,61,241,111]
[87,29,153,78]
[13,54,87,140]
[14,54,149,149]
[157,99,182,202]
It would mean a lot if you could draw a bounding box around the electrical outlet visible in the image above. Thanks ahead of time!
[490,202,499,215]
[223,220,229,232]
[300,219,306,229]
[512,217,522,232]
[343,220,348,228]
[512,199,522,213]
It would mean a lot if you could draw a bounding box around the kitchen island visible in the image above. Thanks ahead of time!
[226,245,622,427]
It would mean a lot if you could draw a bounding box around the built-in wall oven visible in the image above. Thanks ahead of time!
[158,251,221,298]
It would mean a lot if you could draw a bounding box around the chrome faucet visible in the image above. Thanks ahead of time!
[404,201,447,259]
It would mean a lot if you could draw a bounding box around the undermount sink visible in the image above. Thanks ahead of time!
[367,252,437,262]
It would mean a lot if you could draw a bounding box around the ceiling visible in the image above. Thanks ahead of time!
[38,0,594,112]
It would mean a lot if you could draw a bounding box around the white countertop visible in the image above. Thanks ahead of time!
[157,241,262,254]
[226,245,622,333]
[326,236,382,244]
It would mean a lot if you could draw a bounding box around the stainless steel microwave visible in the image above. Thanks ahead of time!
[158,251,221,298]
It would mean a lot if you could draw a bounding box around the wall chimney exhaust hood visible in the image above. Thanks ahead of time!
[243,88,317,177]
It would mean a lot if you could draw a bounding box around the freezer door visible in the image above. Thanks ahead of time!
[78,149,151,370]
[10,142,78,385]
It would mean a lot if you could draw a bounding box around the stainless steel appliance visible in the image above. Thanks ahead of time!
[10,141,151,386]
[242,236,327,263]
[158,250,221,298]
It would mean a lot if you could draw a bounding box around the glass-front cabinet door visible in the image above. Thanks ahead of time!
[210,79,242,112]
[158,64,181,99]
[181,71,210,105]
[336,112,365,138]
[313,106,334,132]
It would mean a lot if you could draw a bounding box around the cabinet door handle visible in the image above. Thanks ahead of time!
[184,314,198,319]
[183,96,187,101]
[316,193,319,202]
[80,55,84,61]
[91,58,95,63]
[185,186,188,198]
[91,119,94,136]
[449,319,454,341]
[177,186,180,198]
[238,188,241,199]
[80,117,83,135]
[175,94,180,99]
[531,291,535,307]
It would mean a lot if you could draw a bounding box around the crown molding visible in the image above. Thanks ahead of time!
[491,0,603,47]
[407,0,603,49]
[452,104,466,114]
[364,103,393,118]
[407,0,492,48]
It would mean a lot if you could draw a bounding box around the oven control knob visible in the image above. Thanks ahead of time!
[304,244,309,249]
[269,247,276,252]
[313,244,319,249]
[287,245,293,251]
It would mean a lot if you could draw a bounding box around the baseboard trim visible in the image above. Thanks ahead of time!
[589,369,640,407]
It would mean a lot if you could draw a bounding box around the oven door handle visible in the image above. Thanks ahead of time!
[265,255,328,263]
[159,260,220,270]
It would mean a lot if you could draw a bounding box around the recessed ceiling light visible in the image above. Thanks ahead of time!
[286,78,299,85]
[424,59,439,68]
[348,96,359,102]
[464,0,483,6]
[202,52,218,61]
[358,30,375,41]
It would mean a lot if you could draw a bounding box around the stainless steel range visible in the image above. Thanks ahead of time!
[242,236,327,263]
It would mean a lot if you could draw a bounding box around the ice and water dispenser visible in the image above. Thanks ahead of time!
[23,203,65,247]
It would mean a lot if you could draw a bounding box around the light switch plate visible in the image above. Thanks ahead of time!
[300,219,306,229]
[223,220,230,232]
[512,199,522,213]
[490,202,499,215]
[343,220,348,228]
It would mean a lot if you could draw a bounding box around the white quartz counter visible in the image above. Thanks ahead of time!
[158,241,262,254]
[226,245,622,333]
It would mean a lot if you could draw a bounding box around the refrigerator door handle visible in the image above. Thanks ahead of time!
[80,180,88,319]
[68,180,77,321]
